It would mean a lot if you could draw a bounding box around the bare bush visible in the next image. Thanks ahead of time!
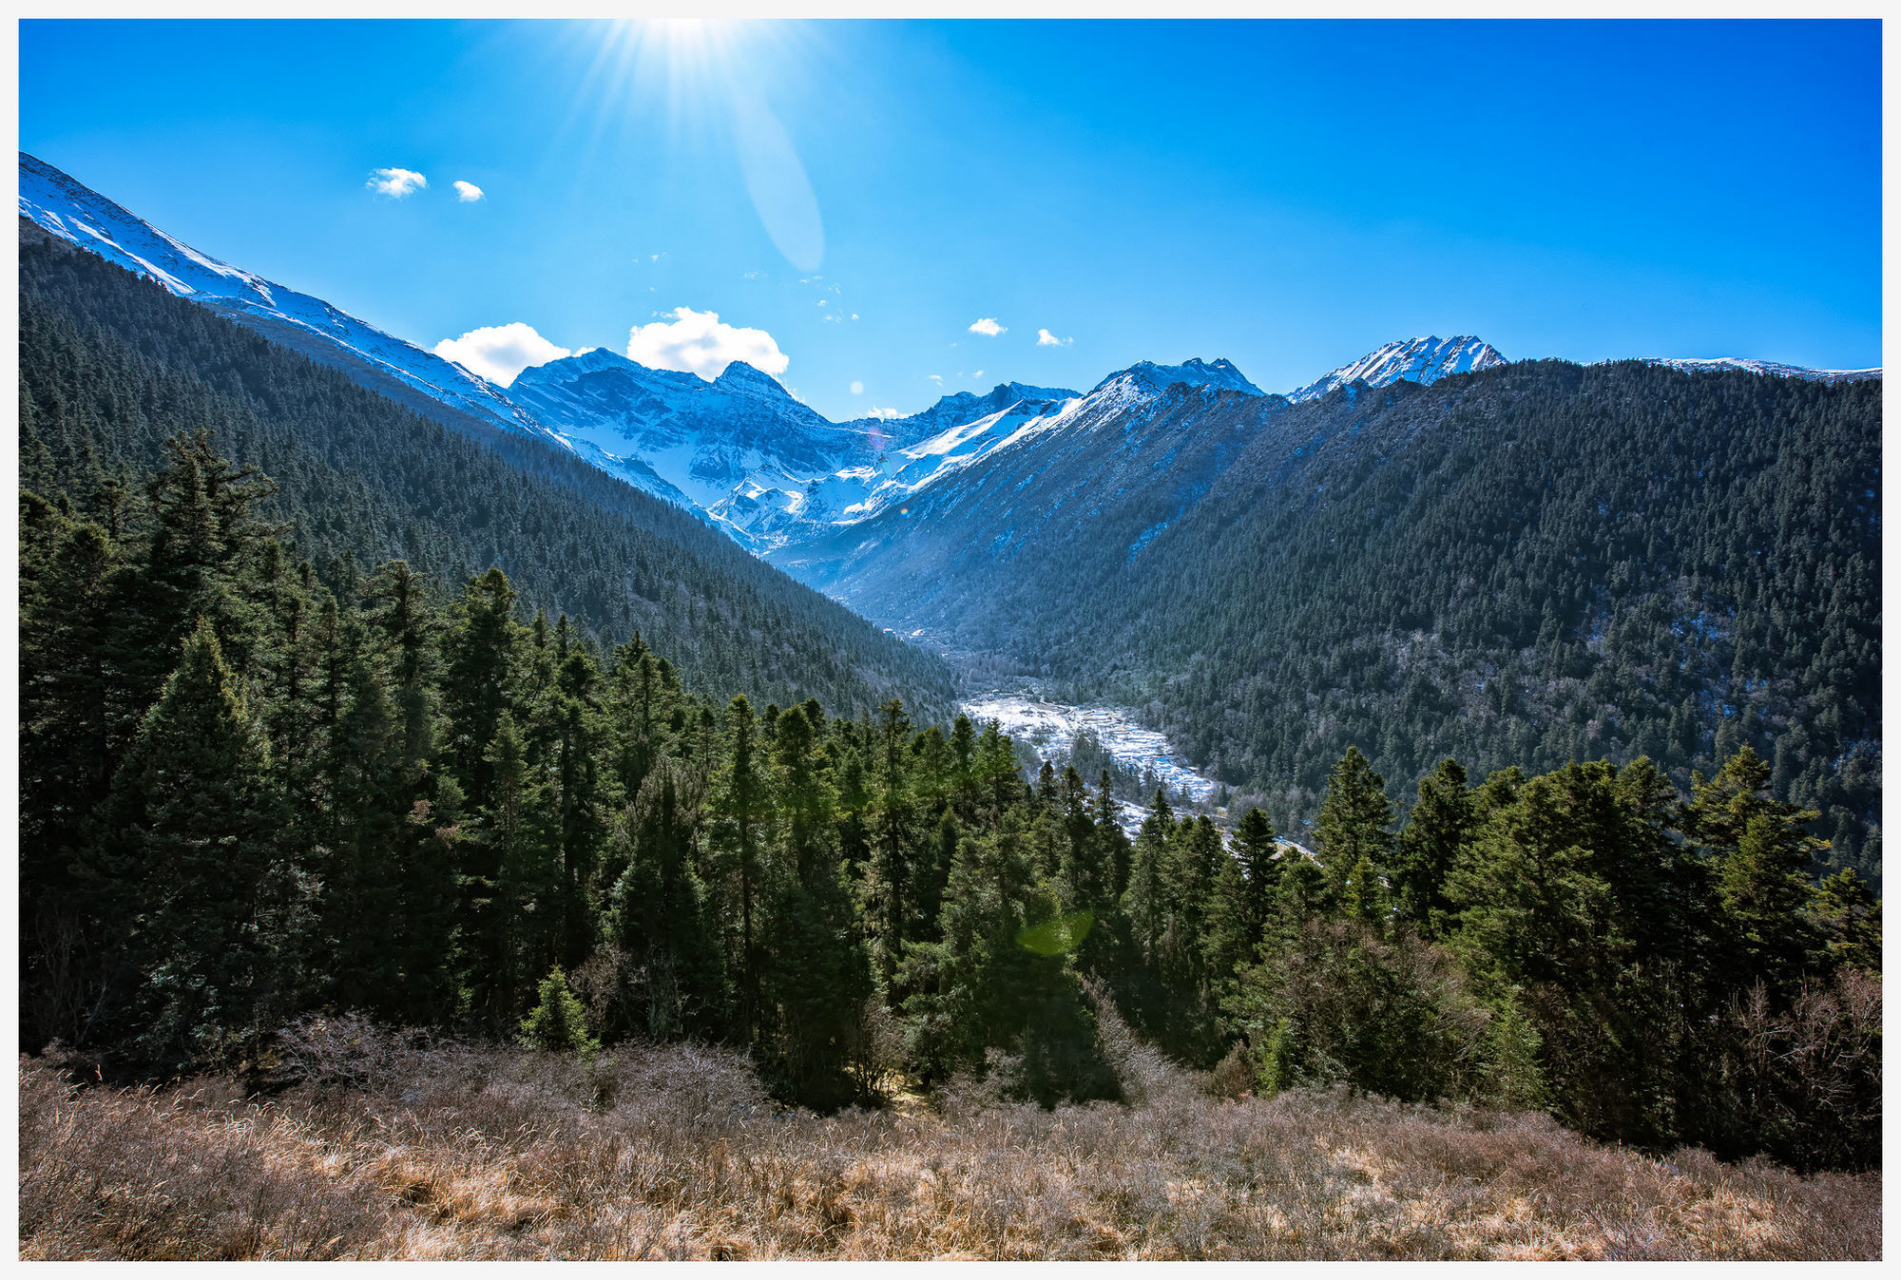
[19,1039,1879,1261]
[1706,967,1883,1171]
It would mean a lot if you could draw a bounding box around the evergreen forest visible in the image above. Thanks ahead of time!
[804,365,1881,885]
[19,428,1881,1172]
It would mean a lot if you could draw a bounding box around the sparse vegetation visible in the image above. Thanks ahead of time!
[19,1021,1878,1261]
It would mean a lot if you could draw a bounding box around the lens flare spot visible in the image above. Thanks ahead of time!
[1017,910,1094,956]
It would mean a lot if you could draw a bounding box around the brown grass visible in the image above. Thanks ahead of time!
[19,1020,1880,1260]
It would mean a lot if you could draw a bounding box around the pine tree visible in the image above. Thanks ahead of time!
[518,964,599,1054]
[1686,747,1827,999]
[552,622,609,969]
[1811,868,1881,974]
[865,698,916,991]
[441,569,518,812]
[1314,746,1394,911]
[320,653,409,1017]
[611,763,725,1039]
[716,695,767,1040]
[1391,758,1475,937]
[1095,770,1133,900]
[1122,790,1175,963]
[756,702,873,1107]
[20,509,122,1046]
[87,618,286,1070]
[478,708,560,1031]
[1202,846,1255,1010]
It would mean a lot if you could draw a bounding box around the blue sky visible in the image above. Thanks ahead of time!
[20,19,1882,420]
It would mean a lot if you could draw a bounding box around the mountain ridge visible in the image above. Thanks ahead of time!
[18,151,1882,568]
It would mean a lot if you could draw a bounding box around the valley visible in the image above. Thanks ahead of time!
[19,150,1886,890]
[13,17,1886,1264]
[22,148,1881,881]
[962,692,1220,834]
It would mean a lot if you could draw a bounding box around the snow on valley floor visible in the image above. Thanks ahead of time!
[960,693,1322,859]
[962,694,1219,834]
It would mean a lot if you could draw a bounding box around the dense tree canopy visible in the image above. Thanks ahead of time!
[18,428,1879,1172]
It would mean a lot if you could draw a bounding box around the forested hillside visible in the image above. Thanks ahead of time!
[789,363,1881,882]
[13,201,1881,1184]
[18,426,1879,1170]
[18,227,955,724]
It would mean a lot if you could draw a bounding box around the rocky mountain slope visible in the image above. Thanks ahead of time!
[1287,335,1506,401]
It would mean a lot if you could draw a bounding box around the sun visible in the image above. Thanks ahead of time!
[568,17,756,133]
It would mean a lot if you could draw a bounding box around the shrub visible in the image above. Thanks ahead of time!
[518,966,600,1055]
[1231,919,1487,1102]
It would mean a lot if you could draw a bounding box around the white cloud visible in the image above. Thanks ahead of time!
[452,179,484,203]
[850,312,860,320]
[968,317,1006,337]
[433,322,570,386]
[1037,328,1073,347]
[850,380,865,395]
[367,167,428,198]
[973,370,984,379]
[868,406,902,419]
[927,374,944,385]
[626,306,788,381]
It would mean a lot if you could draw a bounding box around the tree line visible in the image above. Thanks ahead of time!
[20,433,1879,1172]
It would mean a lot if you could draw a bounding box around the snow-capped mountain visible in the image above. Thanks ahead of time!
[1287,335,1506,402]
[1098,357,1266,400]
[705,384,1082,550]
[26,152,1877,581]
[508,347,873,507]
[17,152,563,450]
[771,362,1276,599]
[512,355,1092,551]
[865,381,1081,450]
[1636,357,1881,384]
[699,360,1270,553]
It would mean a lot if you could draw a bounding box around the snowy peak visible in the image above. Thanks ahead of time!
[563,346,640,375]
[866,380,1080,449]
[931,380,1080,413]
[713,359,795,398]
[515,347,692,394]
[1096,357,1265,400]
[504,344,856,520]
[981,379,1081,406]
[1289,335,1506,402]
[1637,357,1881,384]
[20,151,274,303]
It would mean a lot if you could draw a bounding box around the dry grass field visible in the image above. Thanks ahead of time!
[19,1015,1880,1261]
